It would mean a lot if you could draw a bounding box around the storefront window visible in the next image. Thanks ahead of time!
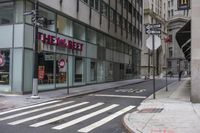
[38,7,56,31]
[0,50,10,85]
[57,15,73,37]
[75,57,83,82]
[97,61,105,82]
[56,54,67,87]
[38,52,54,85]
[0,1,14,25]
[90,60,97,81]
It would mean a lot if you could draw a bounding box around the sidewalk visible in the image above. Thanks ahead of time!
[0,78,145,112]
[123,78,200,133]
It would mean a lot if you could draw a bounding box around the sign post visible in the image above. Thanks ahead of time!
[145,23,161,99]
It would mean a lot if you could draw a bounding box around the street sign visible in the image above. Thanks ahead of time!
[23,10,35,16]
[145,24,161,30]
[146,35,161,50]
[145,30,161,34]
[145,23,161,35]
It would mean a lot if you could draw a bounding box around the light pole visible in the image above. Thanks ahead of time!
[31,0,39,99]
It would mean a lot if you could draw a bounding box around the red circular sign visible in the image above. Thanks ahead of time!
[59,59,65,68]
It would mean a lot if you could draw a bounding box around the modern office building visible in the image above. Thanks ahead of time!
[141,0,168,77]
[167,0,190,75]
[0,0,143,93]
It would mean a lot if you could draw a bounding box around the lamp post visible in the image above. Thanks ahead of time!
[31,0,39,99]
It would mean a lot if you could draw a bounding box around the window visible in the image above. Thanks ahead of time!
[171,0,173,6]
[101,2,108,17]
[83,0,88,4]
[169,47,173,57]
[38,52,54,85]
[124,0,128,8]
[128,2,132,13]
[86,28,96,44]
[168,10,170,18]
[90,0,94,8]
[171,9,174,16]
[129,23,132,33]
[0,1,14,25]
[56,54,67,85]
[57,15,73,36]
[0,50,10,85]
[110,8,115,22]
[73,22,86,40]
[75,57,83,82]
[38,7,56,31]
[95,0,99,10]
[97,32,105,47]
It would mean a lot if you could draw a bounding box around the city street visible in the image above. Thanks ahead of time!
[0,79,176,133]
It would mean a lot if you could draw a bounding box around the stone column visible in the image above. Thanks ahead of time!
[191,0,200,102]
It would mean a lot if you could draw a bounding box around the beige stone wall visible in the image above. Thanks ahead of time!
[191,0,200,102]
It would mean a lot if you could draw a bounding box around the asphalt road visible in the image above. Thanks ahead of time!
[0,79,176,133]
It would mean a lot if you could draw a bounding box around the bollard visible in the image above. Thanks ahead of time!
[31,78,40,99]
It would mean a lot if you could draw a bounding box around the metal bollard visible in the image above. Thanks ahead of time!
[31,78,40,99]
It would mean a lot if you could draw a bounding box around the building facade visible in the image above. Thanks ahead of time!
[141,0,168,77]
[191,0,200,102]
[167,0,190,75]
[0,0,143,93]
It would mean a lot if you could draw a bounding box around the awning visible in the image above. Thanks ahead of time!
[176,20,191,61]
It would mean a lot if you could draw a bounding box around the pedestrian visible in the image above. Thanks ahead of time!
[178,71,183,81]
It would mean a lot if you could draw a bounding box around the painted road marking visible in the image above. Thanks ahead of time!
[0,100,61,116]
[52,104,119,130]
[89,94,146,99]
[8,102,89,125]
[0,101,74,121]
[30,103,104,127]
[78,106,135,133]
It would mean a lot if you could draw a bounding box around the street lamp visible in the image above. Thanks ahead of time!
[24,0,39,99]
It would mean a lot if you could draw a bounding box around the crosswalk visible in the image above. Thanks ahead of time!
[0,100,135,133]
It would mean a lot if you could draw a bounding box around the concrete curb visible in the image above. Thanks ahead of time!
[122,80,180,133]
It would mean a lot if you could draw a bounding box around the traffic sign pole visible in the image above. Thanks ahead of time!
[152,35,156,99]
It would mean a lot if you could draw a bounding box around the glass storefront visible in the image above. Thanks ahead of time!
[38,52,54,90]
[0,0,141,93]
[0,50,10,85]
[56,54,68,87]
[74,57,83,83]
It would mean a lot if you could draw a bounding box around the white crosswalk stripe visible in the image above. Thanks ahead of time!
[52,104,119,130]
[0,100,61,116]
[0,101,74,121]
[78,106,135,133]
[8,102,89,125]
[1,100,136,133]
[30,103,104,127]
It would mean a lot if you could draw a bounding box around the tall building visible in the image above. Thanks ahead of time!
[167,0,190,75]
[141,0,168,77]
[0,0,143,94]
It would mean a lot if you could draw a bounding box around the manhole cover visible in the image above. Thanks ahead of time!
[138,108,163,113]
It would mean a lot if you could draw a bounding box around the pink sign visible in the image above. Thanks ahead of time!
[37,32,83,51]
[58,59,65,68]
